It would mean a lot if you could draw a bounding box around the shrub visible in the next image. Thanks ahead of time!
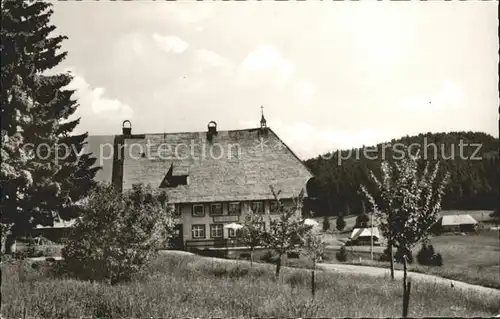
[62,184,174,284]
[394,246,413,264]
[378,246,414,264]
[322,216,330,232]
[417,244,443,267]
[336,215,346,231]
[336,246,348,262]
[260,250,278,263]
[287,251,300,259]
[354,213,370,228]
[434,253,443,266]
[379,247,391,262]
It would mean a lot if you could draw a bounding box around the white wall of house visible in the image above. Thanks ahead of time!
[179,199,297,245]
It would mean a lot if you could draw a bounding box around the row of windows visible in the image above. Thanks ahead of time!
[191,222,271,240]
[192,224,238,239]
[191,201,267,217]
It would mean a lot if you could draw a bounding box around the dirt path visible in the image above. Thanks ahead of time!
[317,262,500,297]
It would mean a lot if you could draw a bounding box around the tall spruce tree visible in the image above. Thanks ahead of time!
[1,0,39,250]
[1,0,98,250]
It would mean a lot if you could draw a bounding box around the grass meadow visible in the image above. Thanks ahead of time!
[346,229,500,289]
[2,252,499,318]
[313,210,499,288]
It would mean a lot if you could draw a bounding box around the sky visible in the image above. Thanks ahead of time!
[50,1,498,160]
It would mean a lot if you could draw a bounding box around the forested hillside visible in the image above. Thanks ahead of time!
[304,132,499,216]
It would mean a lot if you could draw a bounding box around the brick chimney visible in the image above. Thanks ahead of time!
[122,120,132,137]
[207,121,217,141]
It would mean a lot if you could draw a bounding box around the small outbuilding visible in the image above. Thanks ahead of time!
[434,214,478,233]
[347,227,381,246]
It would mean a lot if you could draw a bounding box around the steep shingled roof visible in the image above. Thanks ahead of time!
[112,127,313,204]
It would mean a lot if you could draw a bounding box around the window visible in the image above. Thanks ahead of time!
[228,202,241,215]
[210,203,222,216]
[251,201,264,214]
[192,204,204,217]
[210,224,224,238]
[192,225,205,239]
[228,228,240,238]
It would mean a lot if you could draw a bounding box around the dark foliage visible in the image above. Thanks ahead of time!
[287,251,300,259]
[336,246,348,262]
[305,132,499,216]
[379,246,413,264]
[417,244,443,267]
[336,215,346,231]
[260,250,279,263]
[323,216,331,232]
[1,0,98,248]
[394,246,413,264]
[354,213,370,228]
[62,184,173,284]
[379,247,391,262]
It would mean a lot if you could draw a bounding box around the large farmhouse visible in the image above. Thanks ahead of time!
[99,115,313,249]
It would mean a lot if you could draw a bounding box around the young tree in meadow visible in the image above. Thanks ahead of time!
[336,215,346,231]
[62,183,174,284]
[302,225,326,298]
[264,187,310,278]
[322,216,330,232]
[360,149,449,280]
[240,208,266,266]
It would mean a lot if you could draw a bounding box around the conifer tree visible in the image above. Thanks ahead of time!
[1,0,98,250]
[322,216,330,232]
[336,215,346,231]
[1,0,38,250]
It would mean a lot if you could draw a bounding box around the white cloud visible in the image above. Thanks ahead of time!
[128,4,212,26]
[112,33,148,67]
[64,68,133,133]
[295,80,316,105]
[196,49,230,69]
[237,45,295,88]
[152,34,189,54]
[401,80,465,112]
